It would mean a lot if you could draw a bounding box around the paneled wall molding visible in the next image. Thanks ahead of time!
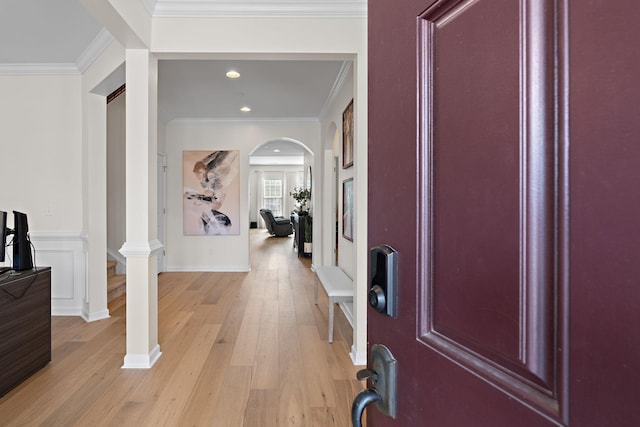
[28,230,87,316]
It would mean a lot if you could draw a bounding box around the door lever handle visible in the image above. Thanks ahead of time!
[351,389,382,427]
[350,344,397,426]
[356,368,377,382]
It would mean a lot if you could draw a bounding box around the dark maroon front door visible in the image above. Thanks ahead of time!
[367,0,640,425]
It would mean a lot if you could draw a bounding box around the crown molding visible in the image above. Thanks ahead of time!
[0,29,114,76]
[142,0,158,15]
[152,1,367,18]
[319,60,352,119]
[0,63,80,76]
[76,29,115,73]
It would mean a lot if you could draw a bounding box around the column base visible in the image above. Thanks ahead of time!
[122,344,162,369]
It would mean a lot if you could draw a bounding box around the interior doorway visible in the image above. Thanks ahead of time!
[248,139,314,266]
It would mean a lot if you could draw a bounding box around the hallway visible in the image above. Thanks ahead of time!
[0,229,362,426]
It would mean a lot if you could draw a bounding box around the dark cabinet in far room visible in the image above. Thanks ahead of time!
[292,213,312,258]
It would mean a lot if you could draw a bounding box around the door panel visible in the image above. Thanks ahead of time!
[427,0,522,364]
[368,0,640,425]
[419,0,563,419]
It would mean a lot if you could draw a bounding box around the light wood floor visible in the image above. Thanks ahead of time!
[0,230,363,426]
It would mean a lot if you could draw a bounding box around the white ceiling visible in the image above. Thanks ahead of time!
[0,0,358,132]
[0,0,102,64]
[158,59,347,121]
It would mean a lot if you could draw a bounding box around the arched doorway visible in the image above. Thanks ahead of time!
[249,138,314,264]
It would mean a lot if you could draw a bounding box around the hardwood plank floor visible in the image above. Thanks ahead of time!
[0,229,363,426]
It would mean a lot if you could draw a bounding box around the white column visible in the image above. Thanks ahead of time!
[120,49,163,369]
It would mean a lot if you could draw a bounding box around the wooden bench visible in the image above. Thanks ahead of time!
[314,266,354,343]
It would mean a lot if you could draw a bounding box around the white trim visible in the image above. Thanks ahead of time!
[81,309,111,322]
[76,29,115,73]
[350,345,367,366]
[0,29,113,76]
[249,155,304,166]
[122,345,163,369]
[0,63,79,76]
[153,1,367,18]
[319,61,352,119]
[167,265,251,272]
[119,239,164,257]
[29,230,86,241]
[52,307,85,316]
[142,0,158,15]
[29,231,86,317]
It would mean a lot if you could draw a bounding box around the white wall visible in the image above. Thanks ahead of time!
[319,64,355,278]
[164,120,320,271]
[0,74,85,314]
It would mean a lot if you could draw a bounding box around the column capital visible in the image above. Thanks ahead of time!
[119,239,164,257]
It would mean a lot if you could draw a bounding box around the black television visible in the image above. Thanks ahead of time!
[0,210,7,264]
[12,211,33,271]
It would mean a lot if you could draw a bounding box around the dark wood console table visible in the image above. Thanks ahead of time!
[292,213,312,258]
[0,267,51,397]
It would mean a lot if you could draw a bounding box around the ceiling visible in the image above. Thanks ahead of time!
[0,0,356,133]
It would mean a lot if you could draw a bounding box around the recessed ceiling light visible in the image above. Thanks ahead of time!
[226,70,240,79]
[273,149,281,153]
[240,106,251,112]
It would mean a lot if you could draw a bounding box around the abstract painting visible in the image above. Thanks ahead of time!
[183,150,240,235]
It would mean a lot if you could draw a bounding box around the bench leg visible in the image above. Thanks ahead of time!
[314,276,319,305]
[328,297,335,343]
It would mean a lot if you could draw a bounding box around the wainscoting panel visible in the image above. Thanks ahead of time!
[29,231,87,316]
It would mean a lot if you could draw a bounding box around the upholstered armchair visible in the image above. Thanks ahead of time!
[259,209,293,237]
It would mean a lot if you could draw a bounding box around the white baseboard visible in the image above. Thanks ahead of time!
[350,345,367,366]
[52,307,83,316]
[81,308,110,322]
[122,345,162,369]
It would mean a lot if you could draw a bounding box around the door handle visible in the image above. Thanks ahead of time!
[351,389,382,427]
[351,344,397,427]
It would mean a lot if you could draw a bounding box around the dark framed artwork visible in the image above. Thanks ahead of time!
[342,99,354,169]
[183,150,240,235]
[342,178,354,241]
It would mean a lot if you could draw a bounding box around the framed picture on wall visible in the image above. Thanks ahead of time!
[342,178,354,241]
[183,150,240,236]
[342,99,354,169]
